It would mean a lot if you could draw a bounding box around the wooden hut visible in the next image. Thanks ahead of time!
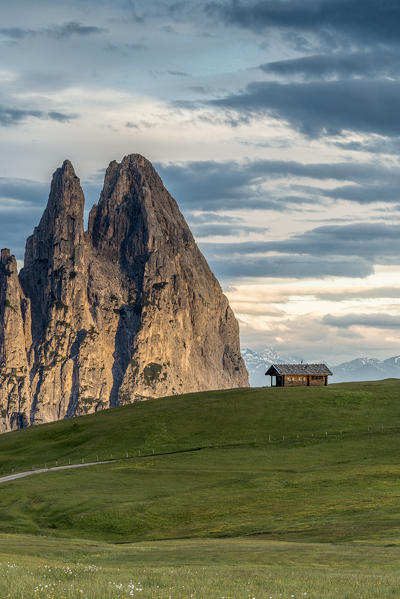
[266,364,332,387]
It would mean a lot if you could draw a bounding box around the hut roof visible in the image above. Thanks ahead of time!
[265,363,333,376]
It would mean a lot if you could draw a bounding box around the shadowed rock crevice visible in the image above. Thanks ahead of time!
[0,153,249,432]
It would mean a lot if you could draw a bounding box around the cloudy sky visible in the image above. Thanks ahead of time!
[2,0,400,364]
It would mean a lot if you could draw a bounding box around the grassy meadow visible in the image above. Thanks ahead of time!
[1,380,400,597]
[2,534,400,598]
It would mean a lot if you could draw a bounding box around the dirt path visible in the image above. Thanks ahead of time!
[0,460,112,484]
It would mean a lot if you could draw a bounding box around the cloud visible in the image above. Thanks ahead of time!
[269,223,400,263]
[157,159,273,210]
[158,158,400,211]
[323,313,400,329]
[316,287,400,302]
[258,50,400,80]
[202,223,400,279]
[332,136,400,155]
[209,0,400,48]
[191,222,265,237]
[167,70,191,77]
[104,42,146,54]
[0,22,106,41]
[0,106,78,127]
[206,254,373,280]
[47,22,107,39]
[314,183,400,204]
[0,178,49,258]
[0,178,48,204]
[209,79,400,138]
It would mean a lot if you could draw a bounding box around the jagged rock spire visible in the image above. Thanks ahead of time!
[0,155,248,433]
[20,160,86,340]
[23,159,84,270]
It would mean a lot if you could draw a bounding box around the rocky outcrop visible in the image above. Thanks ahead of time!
[0,154,248,431]
[0,250,31,429]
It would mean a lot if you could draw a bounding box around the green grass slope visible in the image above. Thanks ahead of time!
[1,380,400,546]
[1,379,399,475]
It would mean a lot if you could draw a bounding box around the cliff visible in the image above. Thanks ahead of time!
[0,154,248,431]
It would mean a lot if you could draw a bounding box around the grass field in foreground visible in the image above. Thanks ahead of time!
[2,381,400,596]
[1,534,400,598]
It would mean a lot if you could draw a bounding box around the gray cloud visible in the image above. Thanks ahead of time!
[0,178,48,204]
[198,220,400,280]
[316,287,400,302]
[209,79,400,138]
[259,50,400,80]
[203,223,400,268]
[167,70,191,77]
[47,22,107,39]
[0,22,106,41]
[323,313,400,329]
[206,254,372,280]
[291,181,400,205]
[0,107,78,127]
[315,183,400,204]
[191,222,265,237]
[333,137,400,155]
[104,42,146,55]
[158,158,400,211]
[0,178,47,258]
[209,0,400,48]
[157,160,273,210]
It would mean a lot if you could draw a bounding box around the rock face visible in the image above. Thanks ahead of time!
[0,154,248,431]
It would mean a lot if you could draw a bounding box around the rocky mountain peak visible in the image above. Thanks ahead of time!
[23,159,84,268]
[88,153,193,270]
[0,154,248,432]
[43,159,83,227]
[19,159,86,341]
[0,248,11,266]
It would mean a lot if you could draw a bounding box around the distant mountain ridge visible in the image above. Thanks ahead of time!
[331,356,400,383]
[241,347,303,387]
[242,347,400,386]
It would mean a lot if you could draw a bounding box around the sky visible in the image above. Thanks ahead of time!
[1,0,400,364]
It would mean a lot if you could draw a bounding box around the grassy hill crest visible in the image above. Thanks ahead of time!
[1,380,400,545]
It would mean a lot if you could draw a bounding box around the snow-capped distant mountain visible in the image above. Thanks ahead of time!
[242,347,400,386]
[331,356,400,383]
[241,347,303,387]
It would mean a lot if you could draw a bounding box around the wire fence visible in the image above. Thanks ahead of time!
[1,422,398,478]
